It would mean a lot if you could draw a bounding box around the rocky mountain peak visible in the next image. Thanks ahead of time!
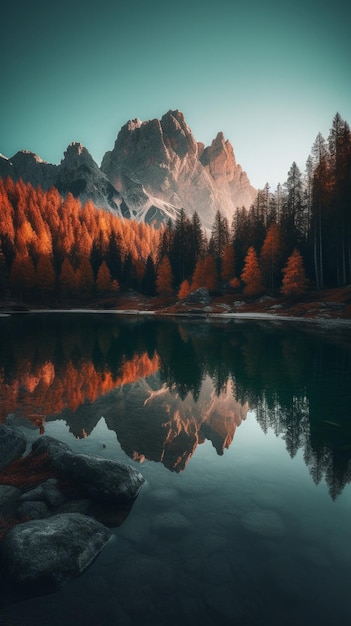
[101,110,256,229]
[0,109,257,229]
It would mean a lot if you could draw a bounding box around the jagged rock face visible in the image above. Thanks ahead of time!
[0,150,58,188]
[0,109,256,229]
[55,142,124,213]
[101,110,256,229]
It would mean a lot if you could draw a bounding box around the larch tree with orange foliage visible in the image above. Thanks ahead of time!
[35,254,56,298]
[96,261,112,294]
[10,253,36,300]
[76,257,94,298]
[241,246,263,296]
[260,223,283,291]
[156,255,174,295]
[281,248,308,298]
[59,257,76,298]
[178,279,191,300]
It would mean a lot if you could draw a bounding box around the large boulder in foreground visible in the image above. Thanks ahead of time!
[31,436,145,503]
[0,425,27,470]
[54,453,145,503]
[2,512,112,591]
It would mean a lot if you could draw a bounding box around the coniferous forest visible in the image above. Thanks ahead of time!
[0,113,350,305]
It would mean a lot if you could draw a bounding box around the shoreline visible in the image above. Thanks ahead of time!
[2,307,351,328]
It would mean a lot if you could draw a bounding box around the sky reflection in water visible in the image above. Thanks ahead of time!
[1,314,351,625]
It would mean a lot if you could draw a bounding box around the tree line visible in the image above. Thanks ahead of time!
[0,112,350,303]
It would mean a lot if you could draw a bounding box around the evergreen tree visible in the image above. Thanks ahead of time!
[141,255,157,296]
[221,244,235,283]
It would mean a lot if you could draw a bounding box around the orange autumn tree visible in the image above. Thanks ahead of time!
[241,246,263,296]
[260,223,283,291]
[96,261,112,294]
[281,248,308,298]
[59,257,76,298]
[35,254,56,298]
[9,253,36,299]
[178,279,191,300]
[156,255,174,295]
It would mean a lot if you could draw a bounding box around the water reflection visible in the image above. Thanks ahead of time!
[1,313,351,497]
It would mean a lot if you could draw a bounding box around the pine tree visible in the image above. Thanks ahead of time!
[203,255,218,291]
[141,255,157,296]
[241,247,263,297]
[281,248,308,298]
[191,257,206,291]
[156,255,174,296]
[221,244,235,283]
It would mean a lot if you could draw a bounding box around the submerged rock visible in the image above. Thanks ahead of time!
[0,425,27,471]
[241,509,285,537]
[2,512,112,591]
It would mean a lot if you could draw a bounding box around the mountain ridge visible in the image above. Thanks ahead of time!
[0,110,257,229]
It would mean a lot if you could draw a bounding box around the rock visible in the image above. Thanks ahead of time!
[180,287,211,306]
[1,110,257,230]
[2,512,112,591]
[0,425,27,471]
[20,478,65,508]
[101,110,256,230]
[0,485,21,509]
[31,435,72,460]
[18,500,49,520]
[51,453,145,503]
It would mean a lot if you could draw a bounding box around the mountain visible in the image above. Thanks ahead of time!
[0,110,256,229]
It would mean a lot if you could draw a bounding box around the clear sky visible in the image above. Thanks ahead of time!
[1,0,350,191]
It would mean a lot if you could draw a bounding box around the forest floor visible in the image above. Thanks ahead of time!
[2,285,351,324]
[114,285,351,319]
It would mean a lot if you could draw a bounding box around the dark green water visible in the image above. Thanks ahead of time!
[0,313,351,625]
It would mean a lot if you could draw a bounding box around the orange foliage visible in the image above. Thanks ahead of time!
[0,353,160,429]
[0,178,163,299]
[0,452,52,490]
[241,246,263,296]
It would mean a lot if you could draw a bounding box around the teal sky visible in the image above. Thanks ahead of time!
[1,0,350,190]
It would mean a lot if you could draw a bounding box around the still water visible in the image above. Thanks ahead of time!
[0,313,351,626]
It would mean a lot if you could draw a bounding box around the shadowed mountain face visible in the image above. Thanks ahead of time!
[0,110,256,228]
[1,314,351,497]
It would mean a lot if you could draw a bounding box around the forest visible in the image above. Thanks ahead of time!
[0,113,350,304]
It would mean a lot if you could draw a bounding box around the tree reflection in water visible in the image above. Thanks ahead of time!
[1,313,351,498]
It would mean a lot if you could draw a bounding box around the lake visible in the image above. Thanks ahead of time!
[0,312,351,626]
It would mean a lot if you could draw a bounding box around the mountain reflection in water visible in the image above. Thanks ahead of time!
[1,313,351,498]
